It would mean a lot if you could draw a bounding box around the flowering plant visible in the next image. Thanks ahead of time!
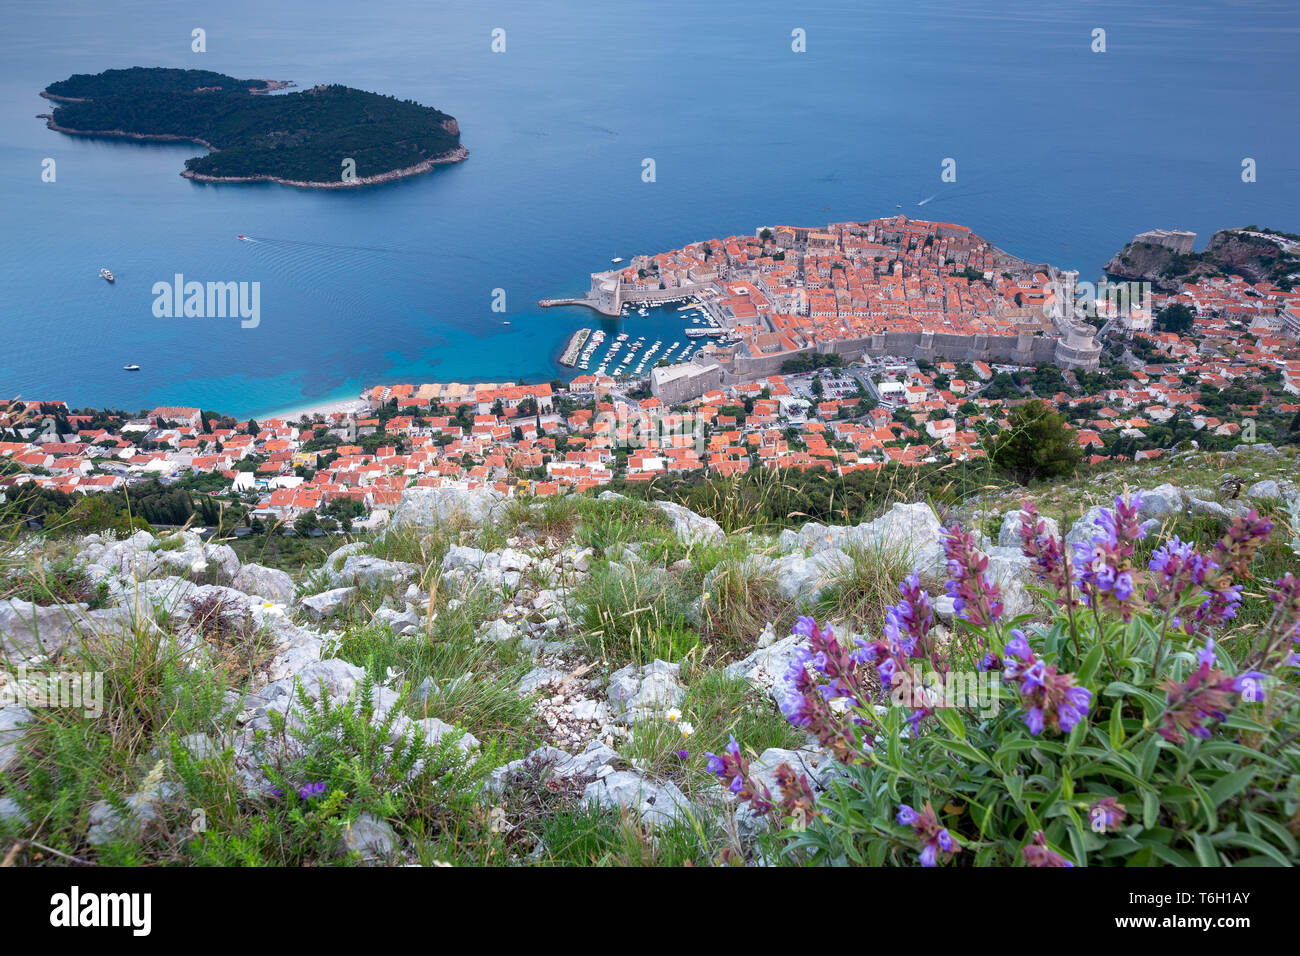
[711,495,1300,866]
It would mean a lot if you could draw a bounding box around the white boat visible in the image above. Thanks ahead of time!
[123,364,140,371]
[99,267,114,283]
[612,257,624,263]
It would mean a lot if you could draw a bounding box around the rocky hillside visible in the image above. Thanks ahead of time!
[1104,227,1298,292]
[1,446,1297,865]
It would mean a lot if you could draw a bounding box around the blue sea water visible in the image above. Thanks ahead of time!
[1,0,1297,418]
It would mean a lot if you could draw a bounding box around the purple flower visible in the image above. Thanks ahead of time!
[898,801,960,867]
[1214,510,1273,579]
[1000,631,1092,736]
[1197,638,1218,668]
[1005,629,1032,662]
[1024,705,1045,735]
[1230,672,1267,703]
[1267,574,1300,668]
[1023,830,1075,867]
[941,526,1004,628]
[1148,537,1211,590]
[782,619,876,760]
[883,572,935,657]
[1021,660,1048,693]
[1088,797,1127,833]
[1159,640,1266,743]
[705,737,773,814]
[1055,697,1086,733]
[1072,493,1145,620]
[675,749,690,760]
[1019,502,1073,603]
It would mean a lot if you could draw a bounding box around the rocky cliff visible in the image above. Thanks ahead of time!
[1105,227,1296,292]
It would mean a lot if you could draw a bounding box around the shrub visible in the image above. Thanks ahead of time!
[574,562,696,665]
[815,540,915,635]
[573,496,666,557]
[187,675,482,865]
[713,494,1300,866]
[6,556,110,610]
[326,602,535,752]
[700,557,793,661]
[184,590,274,685]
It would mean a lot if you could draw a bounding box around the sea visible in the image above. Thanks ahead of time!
[1,0,1298,418]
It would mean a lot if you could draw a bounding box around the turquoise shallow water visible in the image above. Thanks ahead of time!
[1,0,1298,417]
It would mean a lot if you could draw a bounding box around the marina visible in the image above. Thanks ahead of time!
[555,293,726,381]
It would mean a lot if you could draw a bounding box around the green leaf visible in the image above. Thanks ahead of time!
[1222,713,1272,735]
[935,707,966,740]
[1208,768,1256,806]
[1065,719,1088,757]
[1004,773,1025,808]
[1198,741,1280,765]
[1108,704,1126,749]
[1124,845,1154,866]
[1243,811,1299,856]
[995,737,1064,762]
[1075,643,1105,684]
[1138,736,1161,782]
[938,738,991,767]
[1143,790,1159,829]
[1103,680,1165,716]
[1191,833,1220,867]
[1216,832,1291,867]
[1148,842,1193,866]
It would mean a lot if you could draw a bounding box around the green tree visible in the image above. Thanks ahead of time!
[293,510,321,536]
[989,400,1082,483]
[1156,302,1195,334]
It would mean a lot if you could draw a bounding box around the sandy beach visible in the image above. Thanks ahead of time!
[255,395,370,423]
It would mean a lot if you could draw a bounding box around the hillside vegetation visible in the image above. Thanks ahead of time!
[1,444,1297,866]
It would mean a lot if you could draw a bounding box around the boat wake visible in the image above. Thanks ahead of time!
[236,235,421,257]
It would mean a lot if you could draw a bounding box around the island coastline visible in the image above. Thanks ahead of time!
[38,110,469,187]
[38,69,465,189]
